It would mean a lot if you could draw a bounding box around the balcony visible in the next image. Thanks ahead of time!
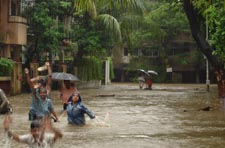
[8,16,27,45]
[0,16,27,45]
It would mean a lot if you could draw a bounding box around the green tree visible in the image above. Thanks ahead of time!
[74,0,144,41]
[73,0,145,66]
[23,0,145,81]
[68,0,145,79]
[23,0,145,58]
[129,1,189,51]
[182,0,225,97]
[70,13,112,58]
[23,0,64,64]
[125,0,192,82]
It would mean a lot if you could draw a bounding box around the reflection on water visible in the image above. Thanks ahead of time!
[1,83,225,148]
[3,135,10,148]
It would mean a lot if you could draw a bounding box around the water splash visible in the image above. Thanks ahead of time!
[3,134,11,148]
[3,132,53,148]
[93,112,111,127]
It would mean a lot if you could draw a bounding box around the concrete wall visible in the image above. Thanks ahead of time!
[0,0,28,95]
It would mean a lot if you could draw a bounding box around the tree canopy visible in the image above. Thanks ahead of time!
[129,1,189,52]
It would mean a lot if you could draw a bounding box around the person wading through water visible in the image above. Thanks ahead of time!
[25,65,58,122]
[59,80,78,110]
[3,115,62,148]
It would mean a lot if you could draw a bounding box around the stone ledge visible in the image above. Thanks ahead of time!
[0,76,11,81]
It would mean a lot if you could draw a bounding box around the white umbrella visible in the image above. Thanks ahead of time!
[147,70,158,76]
[138,69,150,77]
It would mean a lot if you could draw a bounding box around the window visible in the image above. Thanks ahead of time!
[9,0,21,16]
[142,48,159,57]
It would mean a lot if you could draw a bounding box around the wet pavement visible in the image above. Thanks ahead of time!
[1,83,225,148]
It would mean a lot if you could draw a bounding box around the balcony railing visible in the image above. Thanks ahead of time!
[8,15,27,24]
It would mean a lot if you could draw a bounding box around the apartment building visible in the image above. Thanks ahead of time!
[0,0,27,94]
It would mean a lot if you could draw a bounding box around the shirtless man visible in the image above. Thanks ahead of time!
[59,80,78,110]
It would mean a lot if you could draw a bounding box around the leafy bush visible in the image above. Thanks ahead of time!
[74,56,103,81]
[0,58,14,76]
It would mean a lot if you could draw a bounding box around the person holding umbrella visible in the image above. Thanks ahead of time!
[59,80,78,110]
[51,72,80,110]
[137,69,158,90]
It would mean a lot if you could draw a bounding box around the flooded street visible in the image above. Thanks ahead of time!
[1,83,225,148]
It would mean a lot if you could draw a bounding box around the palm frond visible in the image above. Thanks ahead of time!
[75,0,97,19]
[113,0,145,13]
[97,14,122,42]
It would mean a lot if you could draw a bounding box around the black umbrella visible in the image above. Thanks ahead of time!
[52,72,79,81]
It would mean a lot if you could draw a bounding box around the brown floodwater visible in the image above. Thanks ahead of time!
[1,83,225,148]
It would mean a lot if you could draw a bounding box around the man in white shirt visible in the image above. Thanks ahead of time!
[3,115,62,148]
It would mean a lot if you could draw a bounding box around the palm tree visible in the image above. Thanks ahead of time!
[73,0,145,66]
